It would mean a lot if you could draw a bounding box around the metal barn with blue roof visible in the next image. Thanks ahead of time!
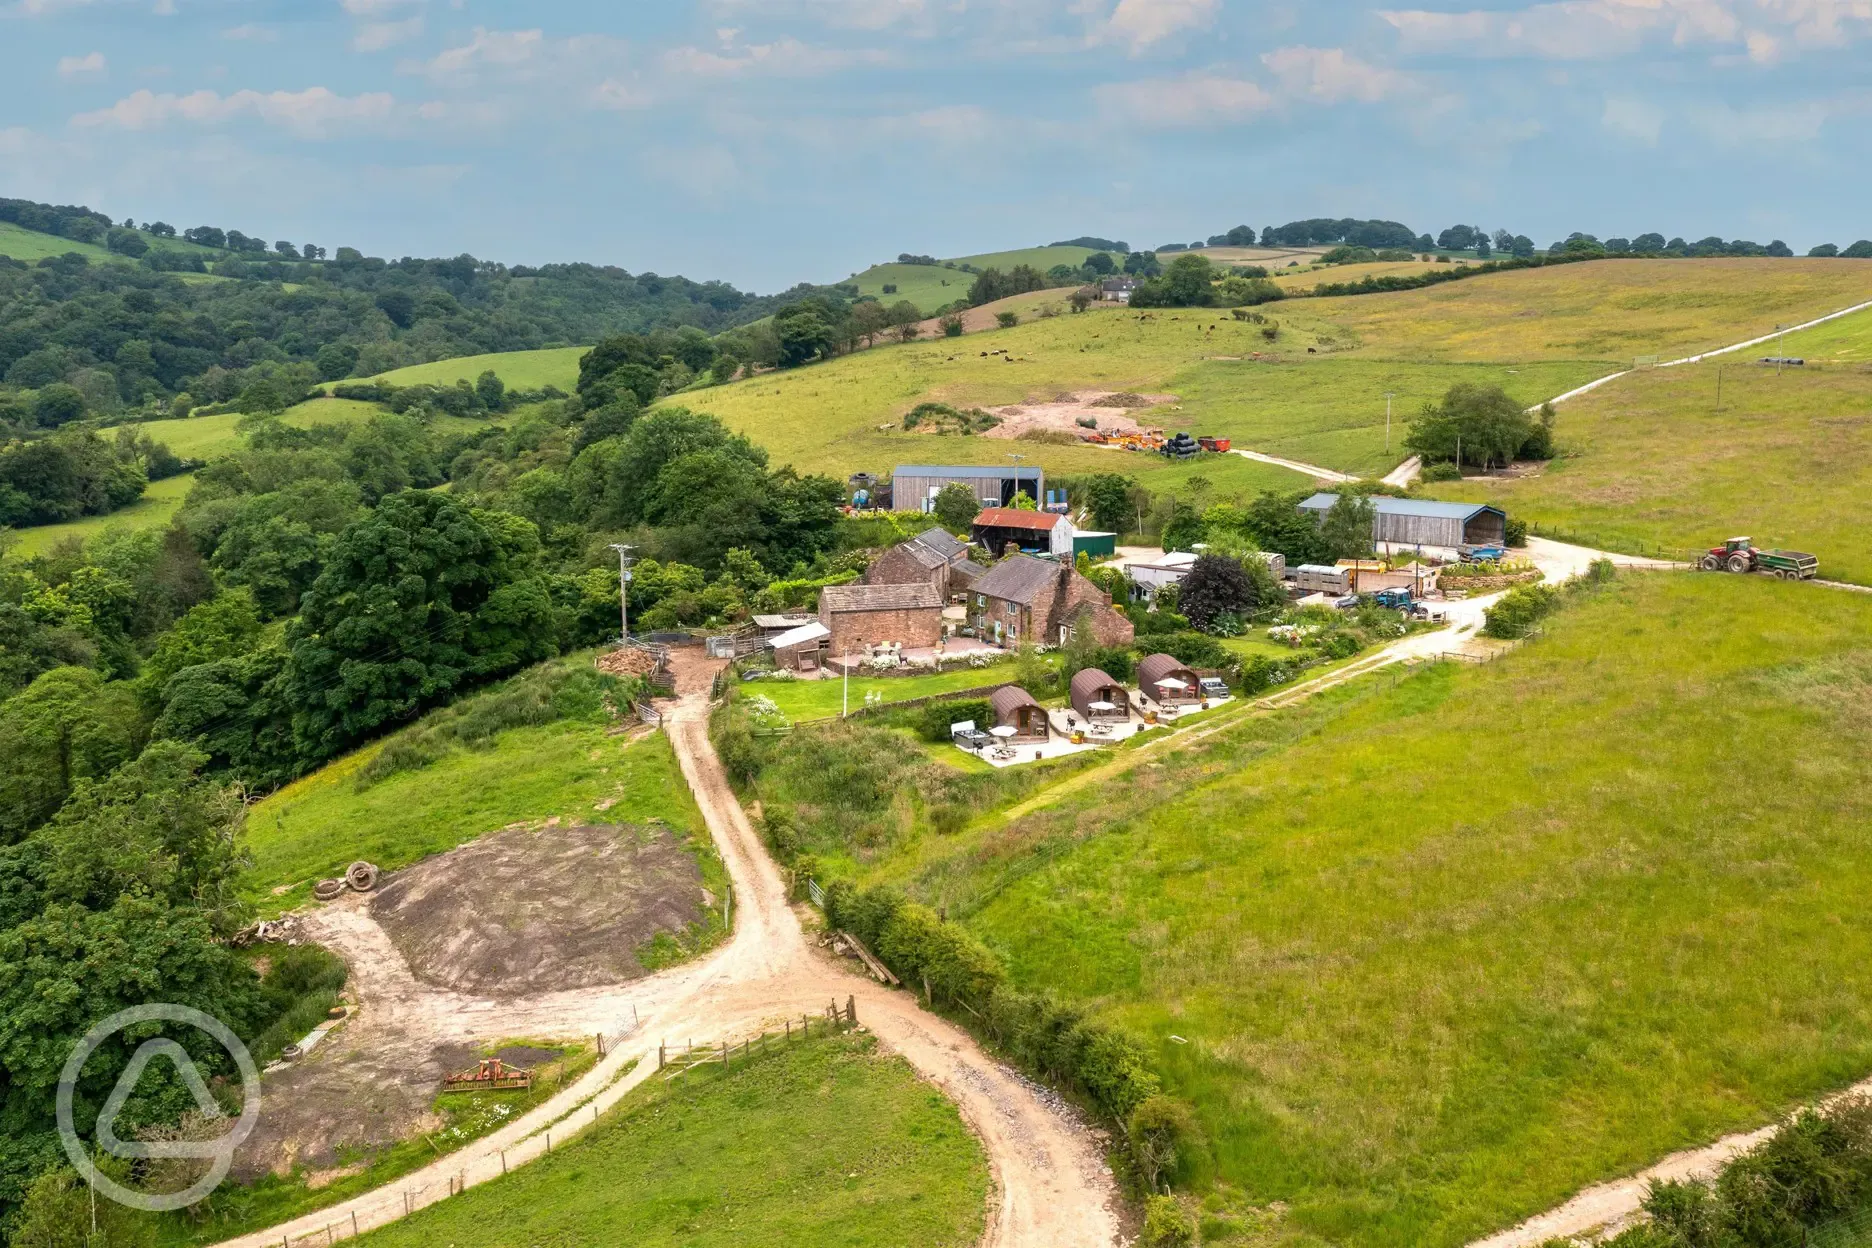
[1298,493,1507,550]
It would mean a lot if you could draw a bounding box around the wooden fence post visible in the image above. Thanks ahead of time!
[721,1040,729,1069]
[351,1212,358,1238]
[847,995,857,1025]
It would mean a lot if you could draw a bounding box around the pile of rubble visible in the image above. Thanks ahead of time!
[596,647,658,678]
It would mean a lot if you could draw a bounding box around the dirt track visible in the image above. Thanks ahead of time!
[212,660,1121,1248]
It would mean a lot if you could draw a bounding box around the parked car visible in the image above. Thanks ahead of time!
[1198,676,1230,699]
[1407,604,1447,623]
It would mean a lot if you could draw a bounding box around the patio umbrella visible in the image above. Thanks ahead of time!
[1088,700,1118,712]
[990,725,1018,738]
[1155,677,1190,690]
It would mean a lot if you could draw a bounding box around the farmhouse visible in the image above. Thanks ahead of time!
[972,508,1076,558]
[1069,668,1130,723]
[989,685,1050,740]
[1138,653,1201,706]
[970,554,1135,648]
[1100,277,1141,302]
[891,464,1044,514]
[1298,493,1507,552]
[816,583,943,654]
[863,526,981,599]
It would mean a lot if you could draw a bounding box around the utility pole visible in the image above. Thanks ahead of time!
[608,543,636,642]
[1384,391,1395,455]
[1776,323,1786,375]
[1006,452,1027,506]
[1716,363,1723,410]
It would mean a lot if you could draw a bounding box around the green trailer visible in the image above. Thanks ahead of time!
[1699,537,1819,580]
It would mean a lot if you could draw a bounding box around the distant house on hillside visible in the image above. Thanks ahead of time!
[971,553,1133,648]
[863,527,981,600]
[971,508,1076,559]
[891,464,1044,514]
[1100,277,1141,302]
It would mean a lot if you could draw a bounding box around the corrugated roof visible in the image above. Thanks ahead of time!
[1298,493,1501,521]
[820,583,943,613]
[894,464,1043,479]
[972,554,1061,604]
[770,621,830,650]
[974,508,1061,531]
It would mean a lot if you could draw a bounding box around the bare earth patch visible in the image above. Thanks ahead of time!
[371,822,706,995]
[983,389,1179,440]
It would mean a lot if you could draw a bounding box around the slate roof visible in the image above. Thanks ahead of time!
[912,527,968,561]
[820,583,943,613]
[971,554,1061,605]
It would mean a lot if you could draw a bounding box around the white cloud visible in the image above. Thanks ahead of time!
[1104,0,1220,50]
[71,86,396,137]
[1097,71,1275,126]
[705,0,933,32]
[57,51,106,78]
[221,23,279,42]
[1260,45,1414,103]
[354,16,423,52]
[412,27,544,81]
[1602,94,1664,142]
[661,36,892,77]
[591,78,651,110]
[340,0,419,14]
[1380,0,1872,62]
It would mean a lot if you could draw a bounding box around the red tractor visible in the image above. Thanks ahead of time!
[1699,537,1818,580]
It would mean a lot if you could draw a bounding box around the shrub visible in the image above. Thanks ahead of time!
[1421,462,1463,482]
[916,698,993,742]
[1483,582,1559,639]
[1504,516,1529,547]
[995,311,1019,329]
[1320,631,1362,660]
[940,313,965,338]
[1142,1195,1197,1247]
[1153,631,1230,669]
[1236,654,1294,694]
[1128,1095,1205,1189]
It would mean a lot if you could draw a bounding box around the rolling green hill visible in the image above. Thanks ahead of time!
[0,219,224,265]
[862,571,1872,1248]
[371,347,586,393]
[841,245,1099,315]
[6,472,195,558]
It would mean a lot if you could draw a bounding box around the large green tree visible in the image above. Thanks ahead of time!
[283,492,554,759]
[0,668,144,844]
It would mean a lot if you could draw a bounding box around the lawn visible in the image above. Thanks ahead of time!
[244,718,702,904]
[842,262,992,315]
[745,661,1017,722]
[6,472,195,557]
[1312,257,1872,363]
[355,1031,990,1248]
[862,572,1872,1248]
[1427,357,1872,583]
[371,347,587,393]
[683,302,1605,485]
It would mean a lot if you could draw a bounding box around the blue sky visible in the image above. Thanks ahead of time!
[2,0,1867,291]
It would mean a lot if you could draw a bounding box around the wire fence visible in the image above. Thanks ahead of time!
[655,999,859,1083]
[1814,1202,1872,1247]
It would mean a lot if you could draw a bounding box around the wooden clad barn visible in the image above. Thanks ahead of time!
[1069,668,1130,721]
[1297,493,1507,551]
[891,464,1044,514]
[1138,653,1200,706]
[989,685,1050,739]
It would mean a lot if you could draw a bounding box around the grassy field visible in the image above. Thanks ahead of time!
[746,662,1017,722]
[843,262,992,315]
[6,472,195,557]
[1271,259,1446,292]
[371,347,586,393]
[130,397,494,460]
[861,572,1872,1247]
[684,303,1605,484]
[1313,258,1872,363]
[0,220,225,265]
[1429,358,1872,582]
[1776,303,1872,362]
[355,1031,990,1248]
[245,718,702,904]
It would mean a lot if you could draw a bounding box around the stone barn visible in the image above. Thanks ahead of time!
[817,583,943,654]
